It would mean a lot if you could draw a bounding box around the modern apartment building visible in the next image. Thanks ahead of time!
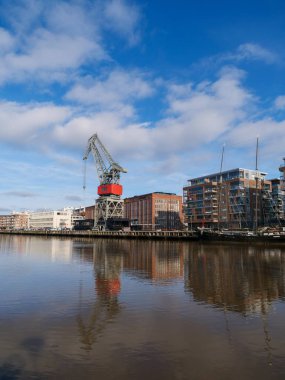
[278,157,285,220]
[124,192,183,230]
[0,212,29,230]
[270,178,285,222]
[183,168,278,229]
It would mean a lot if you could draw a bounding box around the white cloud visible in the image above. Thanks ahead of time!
[0,28,15,53]
[45,67,254,168]
[151,68,252,155]
[0,0,142,85]
[0,28,105,84]
[0,67,249,159]
[51,110,152,162]
[274,95,285,110]
[0,101,70,145]
[225,118,285,159]
[196,43,278,71]
[66,69,154,109]
[236,43,278,64]
[44,1,99,38]
[1,65,284,190]
[4,0,44,35]
[0,31,105,84]
[102,0,141,45]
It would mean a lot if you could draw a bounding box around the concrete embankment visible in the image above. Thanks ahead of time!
[0,229,199,241]
[2,230,285,243]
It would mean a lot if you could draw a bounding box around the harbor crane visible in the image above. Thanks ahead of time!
[83,133,127,229]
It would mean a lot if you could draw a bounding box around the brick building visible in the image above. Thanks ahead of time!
[124,192,183,231]
[85,205,95,220]
[0,212,29,230]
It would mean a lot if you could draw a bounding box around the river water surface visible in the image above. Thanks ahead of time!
[0,235,285,379]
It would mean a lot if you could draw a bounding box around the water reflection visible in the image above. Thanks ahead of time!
[72,240,186,352]
[1,235,285,317]
[73,239,184,283]
[73,239,285,317]
[184,243,285,315]
[0,234,73,262]
[76,240,123,351]
[1,235,285,379]
[122,240,184,282]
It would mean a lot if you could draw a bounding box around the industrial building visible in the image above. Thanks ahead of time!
[183,168,281,229]
[85,205,95,220]
[124,192,183,231]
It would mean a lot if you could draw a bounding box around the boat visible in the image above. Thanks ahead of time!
[198,227,285,242]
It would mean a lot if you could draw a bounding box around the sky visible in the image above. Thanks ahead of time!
[1,0,285,213]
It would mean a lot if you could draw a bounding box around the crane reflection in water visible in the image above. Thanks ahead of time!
[75,239,185,351]
[76,240,124,352]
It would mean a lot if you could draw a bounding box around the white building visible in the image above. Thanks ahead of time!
[29,210,72,230]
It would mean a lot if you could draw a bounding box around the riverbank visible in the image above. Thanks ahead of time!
[0,229,199,241]
[2,229,285,243]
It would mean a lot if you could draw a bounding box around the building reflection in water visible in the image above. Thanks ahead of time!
[0,234,73,262]
[70,239,285,318]
[73,239,185,351]
[2,235,285,377]
[1,235,284,317]
[184,243,285,315]
[122,240,184,283]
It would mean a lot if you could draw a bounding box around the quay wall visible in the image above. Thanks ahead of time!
[1,230,285,244]
[0,229,199,241]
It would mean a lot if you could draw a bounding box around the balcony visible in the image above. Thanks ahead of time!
[204,189,217,194]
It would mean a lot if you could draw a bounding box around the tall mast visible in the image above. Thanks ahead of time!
[254,137,259,233]
[218,144,225,231]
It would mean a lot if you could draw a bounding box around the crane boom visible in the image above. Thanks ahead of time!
[83,133,127,196]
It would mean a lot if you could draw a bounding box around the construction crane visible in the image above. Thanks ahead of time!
[83,133,127,229]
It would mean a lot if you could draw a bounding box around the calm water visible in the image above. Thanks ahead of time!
[0,235,285,379]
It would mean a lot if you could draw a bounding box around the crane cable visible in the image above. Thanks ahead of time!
[83,159,87,191]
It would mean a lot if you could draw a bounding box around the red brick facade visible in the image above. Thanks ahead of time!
[124,192,183,230]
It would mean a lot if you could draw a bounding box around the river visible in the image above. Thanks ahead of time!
[0,235,285,379]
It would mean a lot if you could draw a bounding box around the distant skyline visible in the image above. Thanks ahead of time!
[1,0,285,214]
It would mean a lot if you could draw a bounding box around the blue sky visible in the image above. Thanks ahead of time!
[1,0,285,213]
